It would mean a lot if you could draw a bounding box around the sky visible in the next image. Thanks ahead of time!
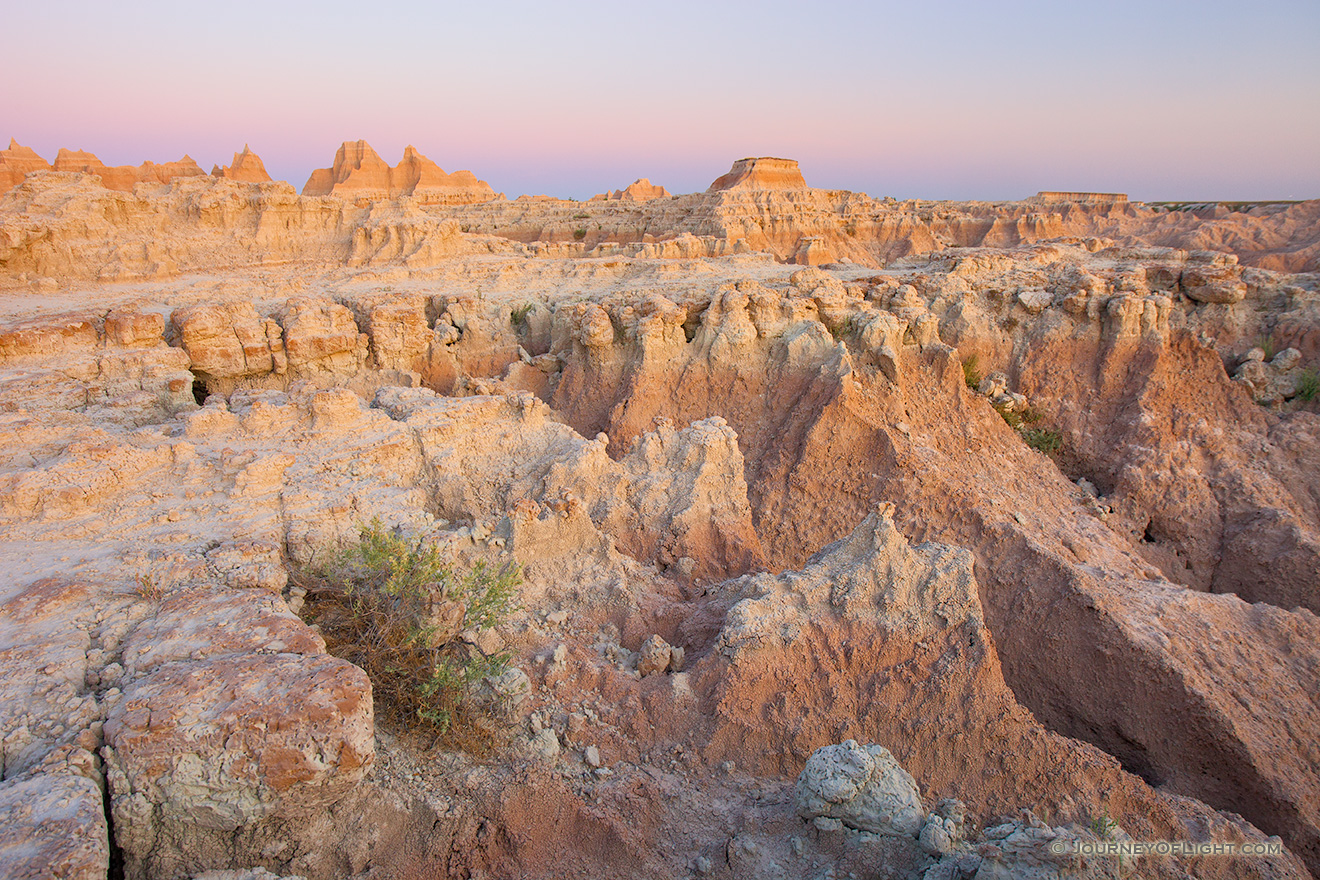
[5,0,1319,201]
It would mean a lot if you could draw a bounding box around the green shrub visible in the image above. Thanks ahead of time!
[573,212,590,220]
[1297,368,1319,403]
[573,228,587,241]
[510,302,535,329]
[296,520,520,748]
[992,401,1022,429]
[962,354,982,391]
[1021,427,1063,454]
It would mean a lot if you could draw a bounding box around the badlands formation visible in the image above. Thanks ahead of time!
[0,139,1318,880]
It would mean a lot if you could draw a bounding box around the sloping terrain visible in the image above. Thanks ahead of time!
[0,159,1317,880]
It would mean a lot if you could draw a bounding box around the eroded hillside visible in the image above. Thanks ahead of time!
[1,152,1317,880]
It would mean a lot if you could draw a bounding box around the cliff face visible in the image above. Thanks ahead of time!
[590,178,672,201]
[0,139,52,191]
[301,140,496,204]
[50,148,208,191]
[0,173,465,281]
[210,145,272,183]
[707,156,809,192]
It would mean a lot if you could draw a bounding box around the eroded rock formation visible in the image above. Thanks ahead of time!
[0,138,52,191]
[0,148,1317,880]
[708,157,810,191]
[590,178,672,201]
[301,140,496,205]
[211,145,273,183]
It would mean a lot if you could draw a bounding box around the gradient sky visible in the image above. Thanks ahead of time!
[6,0,1319,201]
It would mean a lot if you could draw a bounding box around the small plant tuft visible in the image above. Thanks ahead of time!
[573,228,587,241]
[1021,427,1063,454]
[133,573,163,602]
[992,401,1022,430]
[830,315,860,341]
[962,354,982,391]
[296,520,520,749]
[1297,368,1319,403]
[1090,814,1119,840]
[572,212,590,220]
[510,302,535,329]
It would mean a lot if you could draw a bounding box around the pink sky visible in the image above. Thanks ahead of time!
[6,0,1318,201]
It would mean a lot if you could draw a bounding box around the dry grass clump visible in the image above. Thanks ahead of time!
[294,519,520,750]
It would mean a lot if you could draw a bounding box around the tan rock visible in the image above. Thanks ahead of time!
[104,653,373,879]
[0,749,109,880]
[301,140,495,204]
[393,144,496,205]
[173,302,285,380]
[0,138,52,192]
[368,297,431,371]
[210,145,273,183]
[51,147,206,191]
[0,315,99,363]
[707,157,808,192]
[637,634,674,676]
[119,589,323,678]
[280,297,364,373]
[594,178,671,202]
[105,307,166,348]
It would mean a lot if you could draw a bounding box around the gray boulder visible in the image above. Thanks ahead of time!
[793,739,924,836]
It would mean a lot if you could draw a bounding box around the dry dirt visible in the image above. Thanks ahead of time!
[1,148,1317,880]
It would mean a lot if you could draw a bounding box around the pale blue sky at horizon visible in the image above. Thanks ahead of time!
[6,0,1318,200]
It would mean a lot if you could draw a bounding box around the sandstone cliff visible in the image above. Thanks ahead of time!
[0,139,52,192]
[210,145,273,183]
[301,140,496,204]
[51,148,208,192]
[590,178,672,201]
[707,157,809,192]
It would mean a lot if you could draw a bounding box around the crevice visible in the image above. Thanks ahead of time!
[191,373,210,406]
[102,768,124,880]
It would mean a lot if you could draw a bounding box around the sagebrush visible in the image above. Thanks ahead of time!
[962,354,982,390]
[1297,368,1319,403]
[295,520,520,747]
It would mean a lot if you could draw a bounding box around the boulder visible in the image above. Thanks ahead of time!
[280,297,365,374]
[793,739,925,836]
[172,302,286,380]
[103,653,373,879]
[0,747,109,880]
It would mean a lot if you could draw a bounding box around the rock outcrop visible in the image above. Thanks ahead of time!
[793,740,925,836]
[0,172,472,281]
[707,157,808,192]
[0,139,52,192]
[104,653,373,879]
[0,747,109,880]
[590,178,671,201]
[51,148,208,191]
[301,140,496,204]
[210,145,272,183]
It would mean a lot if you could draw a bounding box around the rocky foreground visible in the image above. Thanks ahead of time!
[0,147,1318,880]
